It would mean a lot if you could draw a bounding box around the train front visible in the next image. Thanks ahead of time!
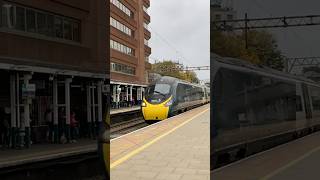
[142,81,173,121]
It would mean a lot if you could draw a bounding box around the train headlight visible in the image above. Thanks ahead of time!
[141,102,147,107]
[164,99,173,107]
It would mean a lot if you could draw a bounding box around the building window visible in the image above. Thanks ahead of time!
[143,5,148,13]
[54,17,63,38]
[110,39,134,56]
[110,16,132,36]
[26,9,36,32]
[144,38,148,46]
[111,62,135,75]
[15,6,25,31]
[143,22,148,30]
[0,2,81,42]
[37,12,47,35]
[110,0,132,18]
[63,19,72,40]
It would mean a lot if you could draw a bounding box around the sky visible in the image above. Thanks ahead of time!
[232,0,320,73]
[149,0,210,81]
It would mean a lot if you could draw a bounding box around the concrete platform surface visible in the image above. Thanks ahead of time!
[111,104,210,180]
[212,131,320,180]
[111,106,141,115]
[0,139,97,168]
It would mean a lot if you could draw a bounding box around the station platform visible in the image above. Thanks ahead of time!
[212,131,320,180]
[0,139,96,169]
[110,104,210,180]
[110,106,140,115]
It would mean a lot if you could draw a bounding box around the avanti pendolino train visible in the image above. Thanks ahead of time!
[211,54,320,169]
[142,76,210,122]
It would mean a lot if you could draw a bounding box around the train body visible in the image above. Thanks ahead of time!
[142,76,210,121]
[211,55,320,168]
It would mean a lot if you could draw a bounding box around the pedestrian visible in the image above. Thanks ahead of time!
[131,97,135,106]
[70,111,79,143]
[45,108,53,143]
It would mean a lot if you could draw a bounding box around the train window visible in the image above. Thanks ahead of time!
[153,84,170,94]
[309,86,320,114]
[213,68,296,130]
[296,95,303,112]
[176,84,186,102]
[145,83,172,104]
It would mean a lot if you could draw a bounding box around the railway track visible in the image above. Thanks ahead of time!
[110,118,148,139]
[0,152,105,180]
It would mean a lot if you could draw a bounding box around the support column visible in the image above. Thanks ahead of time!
[97,81,103,139]
[130,86,133,106]
[23,74,32,148]
[97,81,103,123]
[16,73,20,148]
[126,86,129,106]
[136,87,140,105]
[116,85,120,108]
[53,77,59,143]
[87,84,92,138]
[92,85,96,137]
[10,73,17,148]
[16,73,20,133]
[112,85,116,108]
[65,78,72,142]
[142,88,145,102]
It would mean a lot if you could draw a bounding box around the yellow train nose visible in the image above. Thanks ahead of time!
[142,98,171,121]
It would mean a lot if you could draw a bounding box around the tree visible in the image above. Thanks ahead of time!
[152,60,199,83]
[212,30,284,70]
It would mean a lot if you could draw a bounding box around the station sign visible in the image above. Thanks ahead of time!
[22,84,36,99]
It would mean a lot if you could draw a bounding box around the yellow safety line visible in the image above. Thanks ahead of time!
[260,145,320,180]
[110,108,210,169]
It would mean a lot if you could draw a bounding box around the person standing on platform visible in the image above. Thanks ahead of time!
[70,111,79,143]
[45,108,53,143]
[131,97,135,107]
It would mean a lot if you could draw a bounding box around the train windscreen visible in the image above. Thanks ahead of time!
[145,83,172,104]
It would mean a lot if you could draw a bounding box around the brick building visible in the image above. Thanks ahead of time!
[110,0,151,108]
[0,0,108,147]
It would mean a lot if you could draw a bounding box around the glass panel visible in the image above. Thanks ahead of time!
[63,19,72,40]
[54,17,63,38]
[145,84,172,104]
[47,14,54,36]
[26,9,36,32]
[72,21,80,41]
[15,6,25,31]
[37,12,47,35]
[1,4,14,28]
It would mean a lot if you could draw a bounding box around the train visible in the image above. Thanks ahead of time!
[142,76,210,122]
[211,55,320,169]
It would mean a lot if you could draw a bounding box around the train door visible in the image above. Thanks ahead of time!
[301,83,312,130]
